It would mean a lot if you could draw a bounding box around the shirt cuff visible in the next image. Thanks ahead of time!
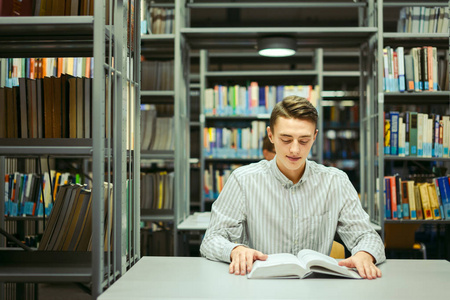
[352,246,386,265]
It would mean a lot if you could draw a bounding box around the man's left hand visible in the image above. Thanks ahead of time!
[338,251,382,279]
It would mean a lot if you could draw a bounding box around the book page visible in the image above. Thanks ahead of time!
[297,249,361,279]
[247,253,309,279]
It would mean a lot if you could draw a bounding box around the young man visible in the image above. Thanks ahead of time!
[200,96,385,279]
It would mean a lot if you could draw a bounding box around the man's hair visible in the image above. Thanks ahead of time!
[269,96,318,132]
[262,135,274,152]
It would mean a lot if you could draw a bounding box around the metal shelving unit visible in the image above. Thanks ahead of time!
[139,0,190,256]
[361,1,450,257]
[0,1,141,298]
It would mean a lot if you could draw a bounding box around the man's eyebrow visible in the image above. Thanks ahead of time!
[279,134,313,138]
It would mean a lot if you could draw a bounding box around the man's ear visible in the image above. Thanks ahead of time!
[267,126,273,143]
[313,129,318,140]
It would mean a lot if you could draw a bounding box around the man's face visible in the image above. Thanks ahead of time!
[267,117,317,180]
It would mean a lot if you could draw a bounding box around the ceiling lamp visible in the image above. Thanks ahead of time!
[257,36,296,57]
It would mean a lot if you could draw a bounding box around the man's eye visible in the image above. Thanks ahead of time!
[300,141,309,145]
[281,140,291,143]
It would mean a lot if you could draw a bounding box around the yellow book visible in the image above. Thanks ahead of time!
[427,182,441,220]
[406,181,417,220]
[418,183,432,220]
[158,171,167,209]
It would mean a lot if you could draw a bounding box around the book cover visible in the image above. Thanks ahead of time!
[409,112,418,156]
[384,112,391,155]
[427,182,441,220]
[400,180,410,219]
[385,177,391,219]
[437,177,450,219]
[418,183,433,220]
[406,180,417,219]
[390,111,399,156]
[396,47,405,92]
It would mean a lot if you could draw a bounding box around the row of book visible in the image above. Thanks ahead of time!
[0,0,94,16]
[140,107,174,151]
[141,5,174,35]
[203,121,267,159]
[0,57,94,88]
[323,105,359,127]
[384,111,450,158]
[383,174,450,220]
[204,164,242,200]
[37,181,113,251]
[397,6,449,34]
[140,171,174,210]
[4,170,84,217]
[204,84,319,116]
[382,46,449,93]
[141,60,174,91]
[0,76,92,139]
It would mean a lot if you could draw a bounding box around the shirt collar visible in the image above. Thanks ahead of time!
[269,156,310,188]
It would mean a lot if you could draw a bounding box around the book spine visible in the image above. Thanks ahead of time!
[390,111,399,155]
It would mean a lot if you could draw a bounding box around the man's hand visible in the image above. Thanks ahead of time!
[338,251,382,279]
[229,246,268,275]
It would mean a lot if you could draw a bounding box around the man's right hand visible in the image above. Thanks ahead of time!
[229,245,268,275]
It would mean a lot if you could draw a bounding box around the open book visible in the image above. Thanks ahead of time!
[247,249,361,279]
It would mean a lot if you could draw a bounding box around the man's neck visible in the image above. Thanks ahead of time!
[276,160,306,185]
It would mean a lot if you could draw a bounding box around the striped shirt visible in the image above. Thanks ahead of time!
[200,158,386,264]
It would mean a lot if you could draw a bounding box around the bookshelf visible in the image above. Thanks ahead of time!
[361,0,450,259]
[139,0,190,256]
[178,3,379,255]
[0,1,141,299]
[194,49,324,212]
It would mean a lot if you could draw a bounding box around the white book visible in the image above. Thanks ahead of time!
[443,116,450,158]
[395,47,405,92]
[411,7,421,33]
[426,118,433,158]
[248,249,361,279]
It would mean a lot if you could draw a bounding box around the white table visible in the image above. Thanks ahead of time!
[99,257,450,300]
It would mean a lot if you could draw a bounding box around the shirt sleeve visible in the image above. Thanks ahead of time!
[200,173,247,263]
[335,176,386,264]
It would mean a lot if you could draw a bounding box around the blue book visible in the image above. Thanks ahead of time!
[259,87,266,108]
[276,85,284,102]
[438,177,450,219]
[385,177,392,219]
[390,111,399,155]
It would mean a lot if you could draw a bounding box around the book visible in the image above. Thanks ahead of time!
[418,183,433,220]
[437,176,450,219]
[247,249,361,279]
[400,180,410,219]
[404,54,414,92]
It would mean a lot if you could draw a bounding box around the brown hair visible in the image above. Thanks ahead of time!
[269,96,318,132]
